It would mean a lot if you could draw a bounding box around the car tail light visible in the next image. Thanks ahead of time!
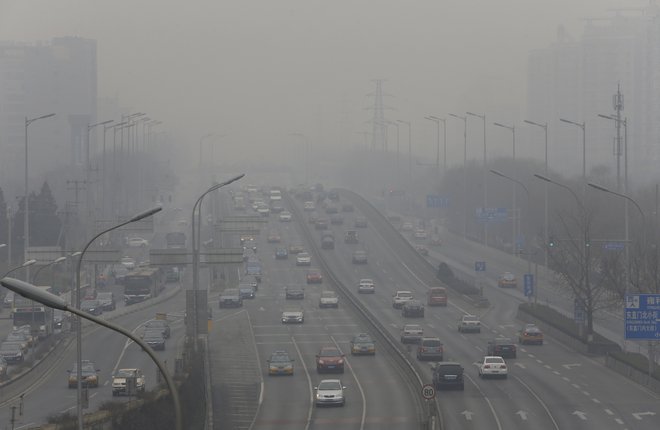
[484,364,491,369]
[338,359,344,364]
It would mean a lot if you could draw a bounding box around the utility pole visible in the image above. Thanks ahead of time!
[613,84,624,191]
[368,79,388,152]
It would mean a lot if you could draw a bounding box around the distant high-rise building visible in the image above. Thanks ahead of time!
[0,36,97,197]
[526,7,660,185]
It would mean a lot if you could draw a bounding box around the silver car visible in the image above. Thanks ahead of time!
[315,379,346,406]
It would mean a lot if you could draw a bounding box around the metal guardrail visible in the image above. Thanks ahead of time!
[284,192,432,430]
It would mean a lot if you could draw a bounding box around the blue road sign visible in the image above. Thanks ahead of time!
[523,274,534,297]
[476,207,508,222]
[475,261,486,272]
[625,294,660,340]
[604,242,625,251]
[426,195,449,209]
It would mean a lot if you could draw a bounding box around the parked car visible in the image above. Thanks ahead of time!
[112,368,146,396]
[315,379,346,406]
[518,324,544,345]
[316,346,345,373]
[416,337,444,361]
[486,338,517,358]
[458,315,481,333]
[267,350,295,376]
[350,333,375,355]
[402,300,425,317]
[478,356,508,378]
[432,362,465,390]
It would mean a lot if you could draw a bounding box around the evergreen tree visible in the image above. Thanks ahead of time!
[31,182,62,246]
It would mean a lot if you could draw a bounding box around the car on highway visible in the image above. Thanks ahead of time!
[81,299,103,316]
[279,210,292,222]
[144,319,171,338]
[315,379,346,407]
[416,337,444,361]
[68,360,99,388]
[2,291,14,308]
[402,299,425,317]
[325,204,338,214]
[354,216,368,228]
[303,201,316,211]
[350,333,375,355]
[392,290,414,309]
[400,324,424,344]
[275,247,289,260]
[218,288,243,308]
[306,269,323,284]
[351,250,368,264]
[267,350,295,376]
[296,252,311,266]
[357,278,375,294]
[478,356,508,378]
[316,346,345,373]
[285,286,305,300]
[344,230,359,244]
[319,291,339,308]
[315,218,329,230]
[518,324,544,345]
[256,203,270,216]
[413,229,428,240]
[321,235,335,249]
[427,287,448,306]
[238,285,256,299]
[127,237,149,247]
[401,221,414,231]
[0,342,24,363]
[458,314,481,333]
[143,330,166,350]
[5,332,30,353]
[486,338,517,358]
[414,244,429,255]
[112,368,146,396]
[267,230,281,243]
[289,244,304,254]
[120,256,136,270]
[498,272,517,288]
[432,362,465,390]
[281,307,304,324]
[96,292,116,311]
[430,234,442,246]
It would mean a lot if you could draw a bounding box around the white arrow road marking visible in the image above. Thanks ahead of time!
[632,411,656,420]
[514,362,526,369]
[572,411,587,420]
[563,363,582,370]
[259,307,265,311]
[515,410,528,420]
[461,410,474,421]
[604,409,614,415]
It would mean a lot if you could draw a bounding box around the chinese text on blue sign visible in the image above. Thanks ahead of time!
[624,294,660,340]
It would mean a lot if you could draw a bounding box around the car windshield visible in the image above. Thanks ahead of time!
[81,300,98,308]
[97,293,112,300]
[321,292,336,298]
[116,369,136,377]
[0,344,21,352]
[399,292,413,298]
[438,364,462,374]
[464,315,479,321]
[494,338,513,344]
[146,320,167,328]
[422,339,442,347]
[486,357,505,364]
[270,353,291,363]
[320,348,341,357]
[318,380,341,390]
[354,335,373,343]
[405,325,421,331]
[360,279,373,284]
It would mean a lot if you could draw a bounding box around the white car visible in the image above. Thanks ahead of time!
[127,237,149,247]
[319,291,339,308]
[281,308,304,324]
[315,379,346,406]
[303,201,316,211]
[120,256,136,270]
[458,315,481,333]
[413,229,428,240]
[357,279,375,294]
[279,211,292,222]
[478,356,508,379]
[112,368,146,396]
[392,290,414,309]
[401,221,414,231]
[296,252,311,266]
[400,324,424,343]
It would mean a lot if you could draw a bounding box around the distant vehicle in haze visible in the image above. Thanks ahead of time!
[127,237,149,248]
[112,368,146,396]
[165,232,186,249]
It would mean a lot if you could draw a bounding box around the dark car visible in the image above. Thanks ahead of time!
[81,299,103,316]
[96,292,116,311]
[285,286,305,300]
[432,362,465,390]
[239,285,256,299]
[330,214,344,225]
[354,217,368,228]
[144,319,171,338]
[402,300,425,318]
[275,247,289,260]
[487,338,517,358]
[321,236,335,249]
[164,267,181,282]
[143,330,166,350]
[316,346,345,373]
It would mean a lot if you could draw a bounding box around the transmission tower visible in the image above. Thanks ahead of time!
[366,79,392,151]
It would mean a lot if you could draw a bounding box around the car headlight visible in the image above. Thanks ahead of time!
[337,359,344,364]
[318,360,325,365]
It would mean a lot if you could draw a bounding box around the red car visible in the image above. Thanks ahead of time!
[306,269,323,284]
[316,346,345,373]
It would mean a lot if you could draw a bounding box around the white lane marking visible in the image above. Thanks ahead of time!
[291,336,313,430]
[604,409,614,415]
[591,398,600,404]
[246,310,264,430]
[513,375,560,430]
[331,335,366,430]
[464,373,503,430]
[572,410,587,420]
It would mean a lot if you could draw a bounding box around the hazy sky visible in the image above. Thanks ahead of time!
[0,0,642,166]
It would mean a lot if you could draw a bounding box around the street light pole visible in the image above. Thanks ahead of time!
[87,120,113,223]
[525,119,549,270]
[74,206,162,430]
[0,277,183,430]
[494,122,517,255]
[424,116,441,175]
[449,113,468,239]
[467,111,487,245]
[24,113,56,283]
[429,116,447,171]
